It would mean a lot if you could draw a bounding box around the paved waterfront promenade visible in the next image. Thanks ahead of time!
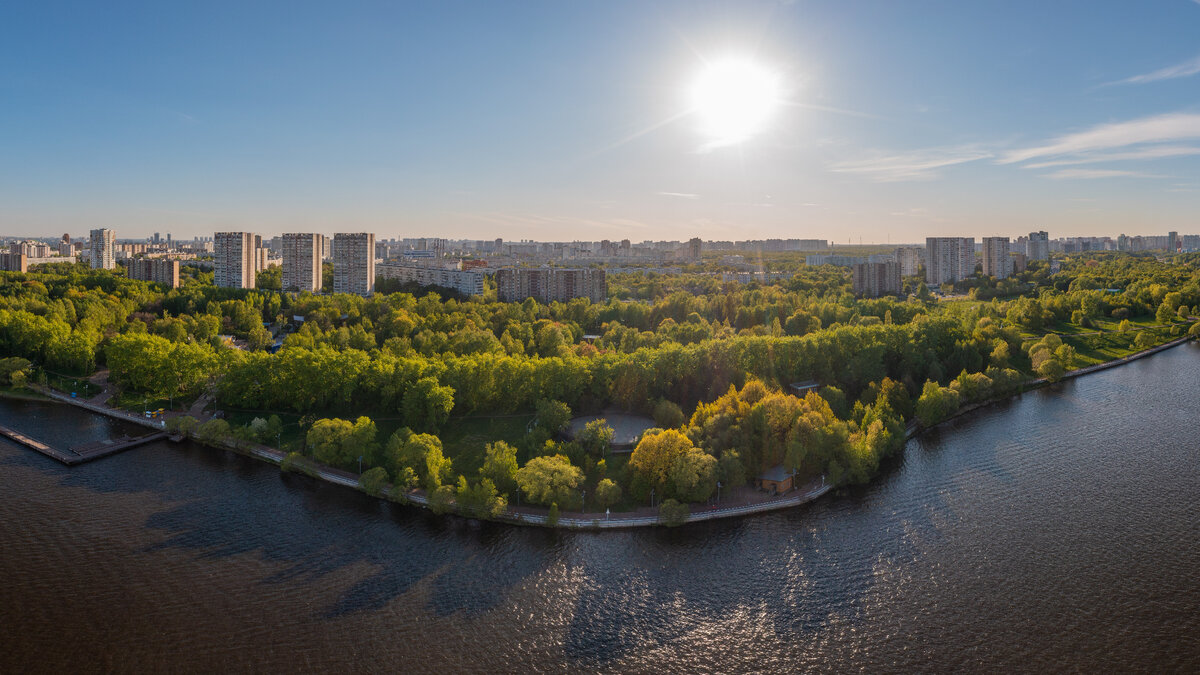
[21,333,1195,527]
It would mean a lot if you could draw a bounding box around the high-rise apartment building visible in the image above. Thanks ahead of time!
[214,232,257,289]
[893,246,923,277]
[1027,231,1049,261]
[982,237,1013,279]
[494,268,607,304]
[333,233,375,295]
[89,228,116,270]
[0,253,27,272]
[127,258,180,288]
[1168,231,1179,252]
[282,233,322,293]
[852,261,902,298]
[924,237,975,285]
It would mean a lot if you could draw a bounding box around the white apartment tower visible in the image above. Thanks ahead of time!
[89,228,116,270]
[214,232,257,289]
[924,237,976,285]
[282,233,322,293]
[893,246,923,277]
[1027,231,1049,261]
[333,232,375,295]
[982,237,1013,279]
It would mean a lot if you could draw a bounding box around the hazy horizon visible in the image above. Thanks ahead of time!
[3,1,1199,241]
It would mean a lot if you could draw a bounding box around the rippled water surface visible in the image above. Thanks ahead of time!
[3,344,1199,673]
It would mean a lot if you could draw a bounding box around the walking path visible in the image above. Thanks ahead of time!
[23,333,1197,528]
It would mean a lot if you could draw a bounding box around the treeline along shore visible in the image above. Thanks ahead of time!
[1,252,1198,526]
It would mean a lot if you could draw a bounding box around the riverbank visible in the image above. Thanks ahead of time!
[909,333,1196,439]
[0,387,49,402]
[29,333,1196,529]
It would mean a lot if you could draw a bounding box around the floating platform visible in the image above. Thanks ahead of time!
[0,424,168,465]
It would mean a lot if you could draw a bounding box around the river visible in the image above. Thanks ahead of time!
[2,343,1198,673]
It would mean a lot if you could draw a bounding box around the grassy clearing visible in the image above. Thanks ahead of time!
[1062,324,1184,367]
[440,414,533,476]
[0,386,49,401]
[111,391,198,415]
[44,372,100,398]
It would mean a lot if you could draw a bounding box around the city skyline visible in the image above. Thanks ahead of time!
[3,1,1200,240]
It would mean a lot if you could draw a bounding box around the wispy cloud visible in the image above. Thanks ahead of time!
[999,112,1200,164]
[830,146,992,182]
[1106,54,1200,86]
[656,191,699,199]
[1040,168,1161,180]
[1022,144,1200,168]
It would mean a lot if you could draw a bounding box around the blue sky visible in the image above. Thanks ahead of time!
[3,0,1200,242]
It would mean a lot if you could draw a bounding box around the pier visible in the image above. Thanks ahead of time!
[0,425,168,465]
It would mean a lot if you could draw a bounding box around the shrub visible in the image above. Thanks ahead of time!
[658,499,689,527]
[359,466,390,497]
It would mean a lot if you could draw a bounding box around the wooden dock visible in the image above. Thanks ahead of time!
[0,425,168,465]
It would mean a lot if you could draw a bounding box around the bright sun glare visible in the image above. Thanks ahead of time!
[690,57,781,147]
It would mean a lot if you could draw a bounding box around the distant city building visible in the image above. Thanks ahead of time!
[721,271,792,284]
[126,258,180,288]
[1027,231,1049,261]
[1168,231,1179,252]
[1011,252,1028,273]
[59,233,73,257]
[685,237,702,261]
[925,237,975,285]
[852,261,902,298]
[214,232,257,289]
[495,268,607,304]
[333,233,375,295]
[89,228,116,270]
[281,233,322,293]
[982,237,1013,279]
[0,253,27,273]
[894,246,923,277]
[378,262,485,296]
[805,254,867,267]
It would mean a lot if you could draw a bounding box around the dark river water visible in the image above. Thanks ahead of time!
[2,344,1199,673]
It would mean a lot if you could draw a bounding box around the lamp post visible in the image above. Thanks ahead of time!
[581,489,586,513]
[358,455,363,475]
[716,481,722,504]
[650,488,655,508]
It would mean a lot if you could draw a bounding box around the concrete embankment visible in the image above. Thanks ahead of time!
[27,333,1195,528]
[908,334,1196,438]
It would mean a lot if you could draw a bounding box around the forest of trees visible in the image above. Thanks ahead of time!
[2,252,1198,522]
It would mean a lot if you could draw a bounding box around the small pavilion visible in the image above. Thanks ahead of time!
[757,465,794,494]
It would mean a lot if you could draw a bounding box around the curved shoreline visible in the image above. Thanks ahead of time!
[28,334,1196,529]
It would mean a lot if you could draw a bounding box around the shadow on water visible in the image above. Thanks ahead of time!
[0,398,563,621]
[133,445,564,620]
[0,396,956,664]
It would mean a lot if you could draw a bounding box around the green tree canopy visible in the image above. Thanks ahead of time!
[515,454,583,509]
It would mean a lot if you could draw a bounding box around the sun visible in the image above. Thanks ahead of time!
[690,57,782,147]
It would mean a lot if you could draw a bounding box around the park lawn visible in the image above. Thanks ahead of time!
[112,390,200,415]
[43,372,101,398]
[0,385,49,401]
[440,414,533,476]
[937,298,984,311]
[1062,325,1182,367]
